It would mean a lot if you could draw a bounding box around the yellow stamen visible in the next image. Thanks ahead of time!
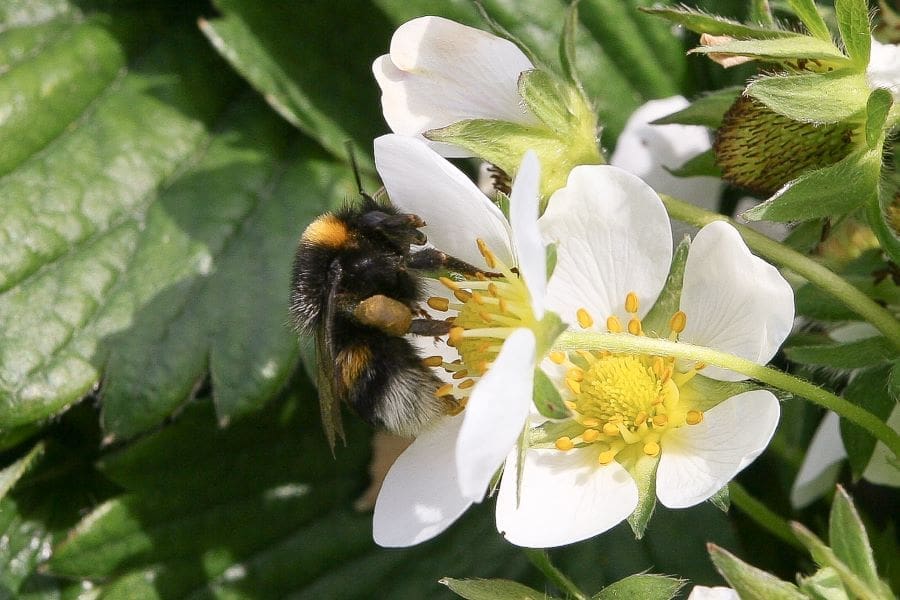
[581,417,600,427]
[476,238,496,268]
[422,356,443,367]
[564,400,577,411]
[607,316,623,333]
[454,289,472,303]
[602,423,619,436]
[576,308,594,329]
[582,428,600,443]
[471,291,484,305]
[567,368,584,382]
[625,292,639,314]
[669,310,687,334]
[439,276,459,291]
[643,441,661,457]
[628,317,643,336]
[458,378,475,390]
[451,369,468,380]
[634,411,648,426]
[448,327,465,346]
[652,414,668,427]
[427,297,449,312]
[555,437,574,451]
[435,383,453,397]
[598,450,617,465]
[566,378,582,395]
[686,410,704,425]
[549,351,566,364]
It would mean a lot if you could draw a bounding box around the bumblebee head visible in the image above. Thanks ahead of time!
[356,194,427,248]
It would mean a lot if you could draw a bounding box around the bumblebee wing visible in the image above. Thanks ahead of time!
[318,260,346,451]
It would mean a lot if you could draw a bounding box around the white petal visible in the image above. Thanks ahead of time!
[790,411,847,508]
[373,16,537,156]
[686,586,739,600]
[680,221,794,382]
[540,165,672,329]
[456,328,536,500]
[657,390,780,508]
[373,415,472,547]
[496,446,638,548]
[867,39,900,102]
[509,151,545,318]
[610,96,721,234]
[862,403,900,487]
[374,134,513,267]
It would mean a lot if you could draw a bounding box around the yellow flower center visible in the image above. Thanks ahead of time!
[423,239,537,413]
[552,292,704,464]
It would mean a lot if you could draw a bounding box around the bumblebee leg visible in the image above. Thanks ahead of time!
[409,318,452,337]
[353,295,412,336]
[407,248,497,277]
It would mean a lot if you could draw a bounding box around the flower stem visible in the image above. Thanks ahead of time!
[728,481,803,550]
[553,332,900,461]
[659,194,900,351]
[523,548,589,600]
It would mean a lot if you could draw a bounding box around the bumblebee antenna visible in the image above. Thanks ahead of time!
[345,141,376,204]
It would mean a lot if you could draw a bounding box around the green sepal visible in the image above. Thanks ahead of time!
[742,147,881,223]
[867,188,900,266]
[0,442,44,501]
[651,87,742,128]
[840,363,895,477]
[527,418,586,447]
[640,7,800,40]
[689,37,848,64]
[783,335,896,369]
[625,452,659,539]
[440,577,553,600]
[750,0,776,27]
[681,375,758,412]
[709,485,731,512]
[559,0,582,90]
[786,0,833,41]
[791,522,885,600]
[545,243,558,280]
[593,573,686,600]
[666,149,721,178]
[533,368,570,419]
[798,567,850,600]
[642,238,689,336]
[746,70,870,124]
[829,486,887,596]
[835,0,871,66]
[535,310,568,360]
[865,88,893,148]
[709,544,807,600]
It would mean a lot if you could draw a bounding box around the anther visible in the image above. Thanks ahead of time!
[642,441,661,457]
[582,428,600,443]
[564,400,577,411]
[576,308,594,329]
[458,379,475,390]
[476,238,497,268]
[454,289,472,303]
[602,423,619,436]
[598,450,616,465]
[581,417,600,427]
[669,310,687,334]
[487,283,499,296]
[634,411,648,426]
[422,356,443,367]
[686,410,704,425]
[427,297,449,312]
[549,351,566,364]
[567,368,584,382]
[448,326,465,346]
[435,383,453,397]
[628,318,643,336]
[555,437,574,451]
[625,292,639,314]
[439,276,460,291]
[565,378,582,395]
[498,298,508,313]
[607,316,623,333]
[451,369,468,380]
[694,362,707,371]
[652,414,668,427]
[471,291,484,305]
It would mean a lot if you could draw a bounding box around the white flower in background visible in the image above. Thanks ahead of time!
[371,134,550,547]
[496,165,793,547]
[372,16,537,157]
[686,585,739,600]
[791,323,900,508]
[610,96,721,216]
[867,38,900,102]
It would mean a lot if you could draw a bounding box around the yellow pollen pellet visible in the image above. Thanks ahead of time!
[435,383,453,397]
[598,450,616,465]
[643,441,661,457]
[602,423,619,436]
[581,417,600,427]
[564,400,577,411]
[669,310,687,334]
[439,276,460,291]
[686,410,704,425]
[448,327,465,346]
[422,355,443,367]
[576,308,594,329]
[555,437,574,451]
[427,297,449,312]
[549,351,566,364]
[652,414,668,427]
[451,369,468,380]
[606,316,623,333]
[454,289,472,303]
[634,411,648,426]
[458,378,475,390]
[582,428,600,443]
[565,378,582,395]
[625,292,639,314]
[567,368,584,382]
[628,318,643,336]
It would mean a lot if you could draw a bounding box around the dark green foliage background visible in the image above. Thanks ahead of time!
[0,0,894,598]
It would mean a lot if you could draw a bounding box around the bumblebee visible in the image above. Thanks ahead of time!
[290,189,484,448]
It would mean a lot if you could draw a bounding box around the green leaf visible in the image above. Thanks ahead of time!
[0,442,44,501]
[829,486,883,594]
[784,335,896,369]
[558,0,581,89]
[840,364,896,476]
[651,87,743,128]
[865,88,893,148]
[709,544,807,600]
[743,148,881,222]
[0,497,58,598]
[533,367,569,419]
[640,7,801,39]
[593,573,685,600]
[689,37,848,63]
[746,70,869,124]
[791,523,882,600]
[200,0,395,170]
[666,149,721,178]
[441,577,552,600]
[835,0,870,66]
[785,0,832,41]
